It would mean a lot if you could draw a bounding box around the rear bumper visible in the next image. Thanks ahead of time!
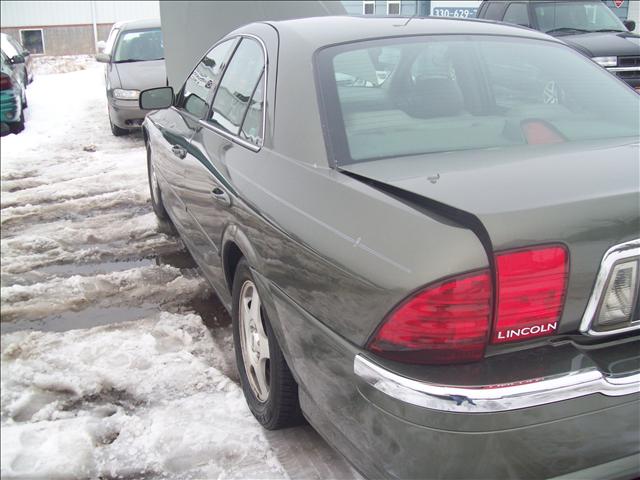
[261,275,640,479]
[355,354,640,413]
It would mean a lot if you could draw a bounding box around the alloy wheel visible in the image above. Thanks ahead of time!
[238,280,270,402]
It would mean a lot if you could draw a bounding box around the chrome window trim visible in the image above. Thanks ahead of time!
[354,354,640,413]
[204,33,268,152]
[579,239,640,336]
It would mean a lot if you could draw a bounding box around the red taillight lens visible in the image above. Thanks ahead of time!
[366,245,568,365]
[492,246,568,343]
[0,74,12,90]
[367,270,492,365]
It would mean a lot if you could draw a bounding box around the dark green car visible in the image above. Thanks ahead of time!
[140,16,640,479]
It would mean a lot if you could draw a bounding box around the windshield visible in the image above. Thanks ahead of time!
[533,1,625,33]
[113,28,163,63]
[317,35,639,165]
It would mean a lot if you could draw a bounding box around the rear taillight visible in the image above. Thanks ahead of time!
[492,246,568,343]
[367,270,492,365]
[367,245,568,365]
[0,74,12,90]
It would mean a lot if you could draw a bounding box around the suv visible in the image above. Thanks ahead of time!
[477,0,640,91]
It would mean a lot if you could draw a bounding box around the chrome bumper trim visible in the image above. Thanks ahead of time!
[608,66,640,72]
[354,355,640,413]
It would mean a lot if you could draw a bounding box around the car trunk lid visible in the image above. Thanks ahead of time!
[341,138,640,334]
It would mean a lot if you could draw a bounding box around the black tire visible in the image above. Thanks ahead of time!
[109,111,129,136]
[9,109,25,134]
[146,142,170,221]
[232,258,304,430]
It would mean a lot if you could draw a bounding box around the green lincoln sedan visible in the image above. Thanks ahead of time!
[139,16,639,479]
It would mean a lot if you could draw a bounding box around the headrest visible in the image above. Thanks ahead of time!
[399,77,465,118]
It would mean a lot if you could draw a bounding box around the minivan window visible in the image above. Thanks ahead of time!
[112,28,163,63]
[318,35,639,164]
[176,38,236,118]
[104,27,120,55]
[209,38,264,136]
[503,3,531,27]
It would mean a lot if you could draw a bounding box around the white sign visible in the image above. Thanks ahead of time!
[430,0,482,18]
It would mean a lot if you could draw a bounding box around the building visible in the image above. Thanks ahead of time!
[344,0,637,21]
[0,0,159,55]
[2,0,637,57]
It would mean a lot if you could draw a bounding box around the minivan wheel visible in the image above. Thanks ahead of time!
[232,258,304,430]
[146,143,169,221]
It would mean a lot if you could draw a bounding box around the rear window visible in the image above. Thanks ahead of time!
[316,35,639,165]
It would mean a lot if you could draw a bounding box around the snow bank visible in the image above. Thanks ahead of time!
[1,313,286,479]
[31,55,98,75]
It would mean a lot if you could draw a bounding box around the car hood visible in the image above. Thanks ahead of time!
[113,60,167,91]
[558,31,640,57]
[341,138,640,252]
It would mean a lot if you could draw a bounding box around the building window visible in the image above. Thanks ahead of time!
[387,0,401,15]
[363,1,375,15]
[20,29,44,54]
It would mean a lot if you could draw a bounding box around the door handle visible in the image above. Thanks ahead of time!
[171,145,187,159]
[211,186,231,207]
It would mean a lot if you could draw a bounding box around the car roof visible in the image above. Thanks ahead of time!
[264,15,559,48]
[112,18,161,31]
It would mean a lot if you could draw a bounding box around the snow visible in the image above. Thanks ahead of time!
[1,314,286,479]
[1,58,359,478]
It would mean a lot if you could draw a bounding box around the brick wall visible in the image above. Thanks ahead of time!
[1,23,112,55]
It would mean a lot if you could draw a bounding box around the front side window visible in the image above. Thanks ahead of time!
[317,35,639,164]
[20,29,44,54]
[209,38,264,137]
[104,28,120,55]
[176,39,236,118]
[533,1,626,33]
[112,28,163,63]
[503,3,531,27]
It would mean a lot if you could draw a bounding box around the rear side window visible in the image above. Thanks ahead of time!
[208,38,265,137]
[316,35,640,164]
[176,38,236,118]
[503,3,531,27]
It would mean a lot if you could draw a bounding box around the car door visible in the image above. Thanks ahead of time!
[182,35,266,298]
[152,37,238,238]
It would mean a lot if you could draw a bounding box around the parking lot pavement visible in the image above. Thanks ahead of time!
[0,60,359,479]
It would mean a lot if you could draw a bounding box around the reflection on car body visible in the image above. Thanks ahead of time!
[141,16,640,479]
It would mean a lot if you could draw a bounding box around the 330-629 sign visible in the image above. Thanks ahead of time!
[431,7,478,18]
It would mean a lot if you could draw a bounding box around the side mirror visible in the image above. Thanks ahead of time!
[96,40,106,52]
[10,54,25,65]
[623,20,636,32]
[21,50,30,57]
[96,53,111,63]
[140,86,174,110]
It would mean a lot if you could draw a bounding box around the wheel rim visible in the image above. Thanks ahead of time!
[238,280,270,402]
[149,155,160,205]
